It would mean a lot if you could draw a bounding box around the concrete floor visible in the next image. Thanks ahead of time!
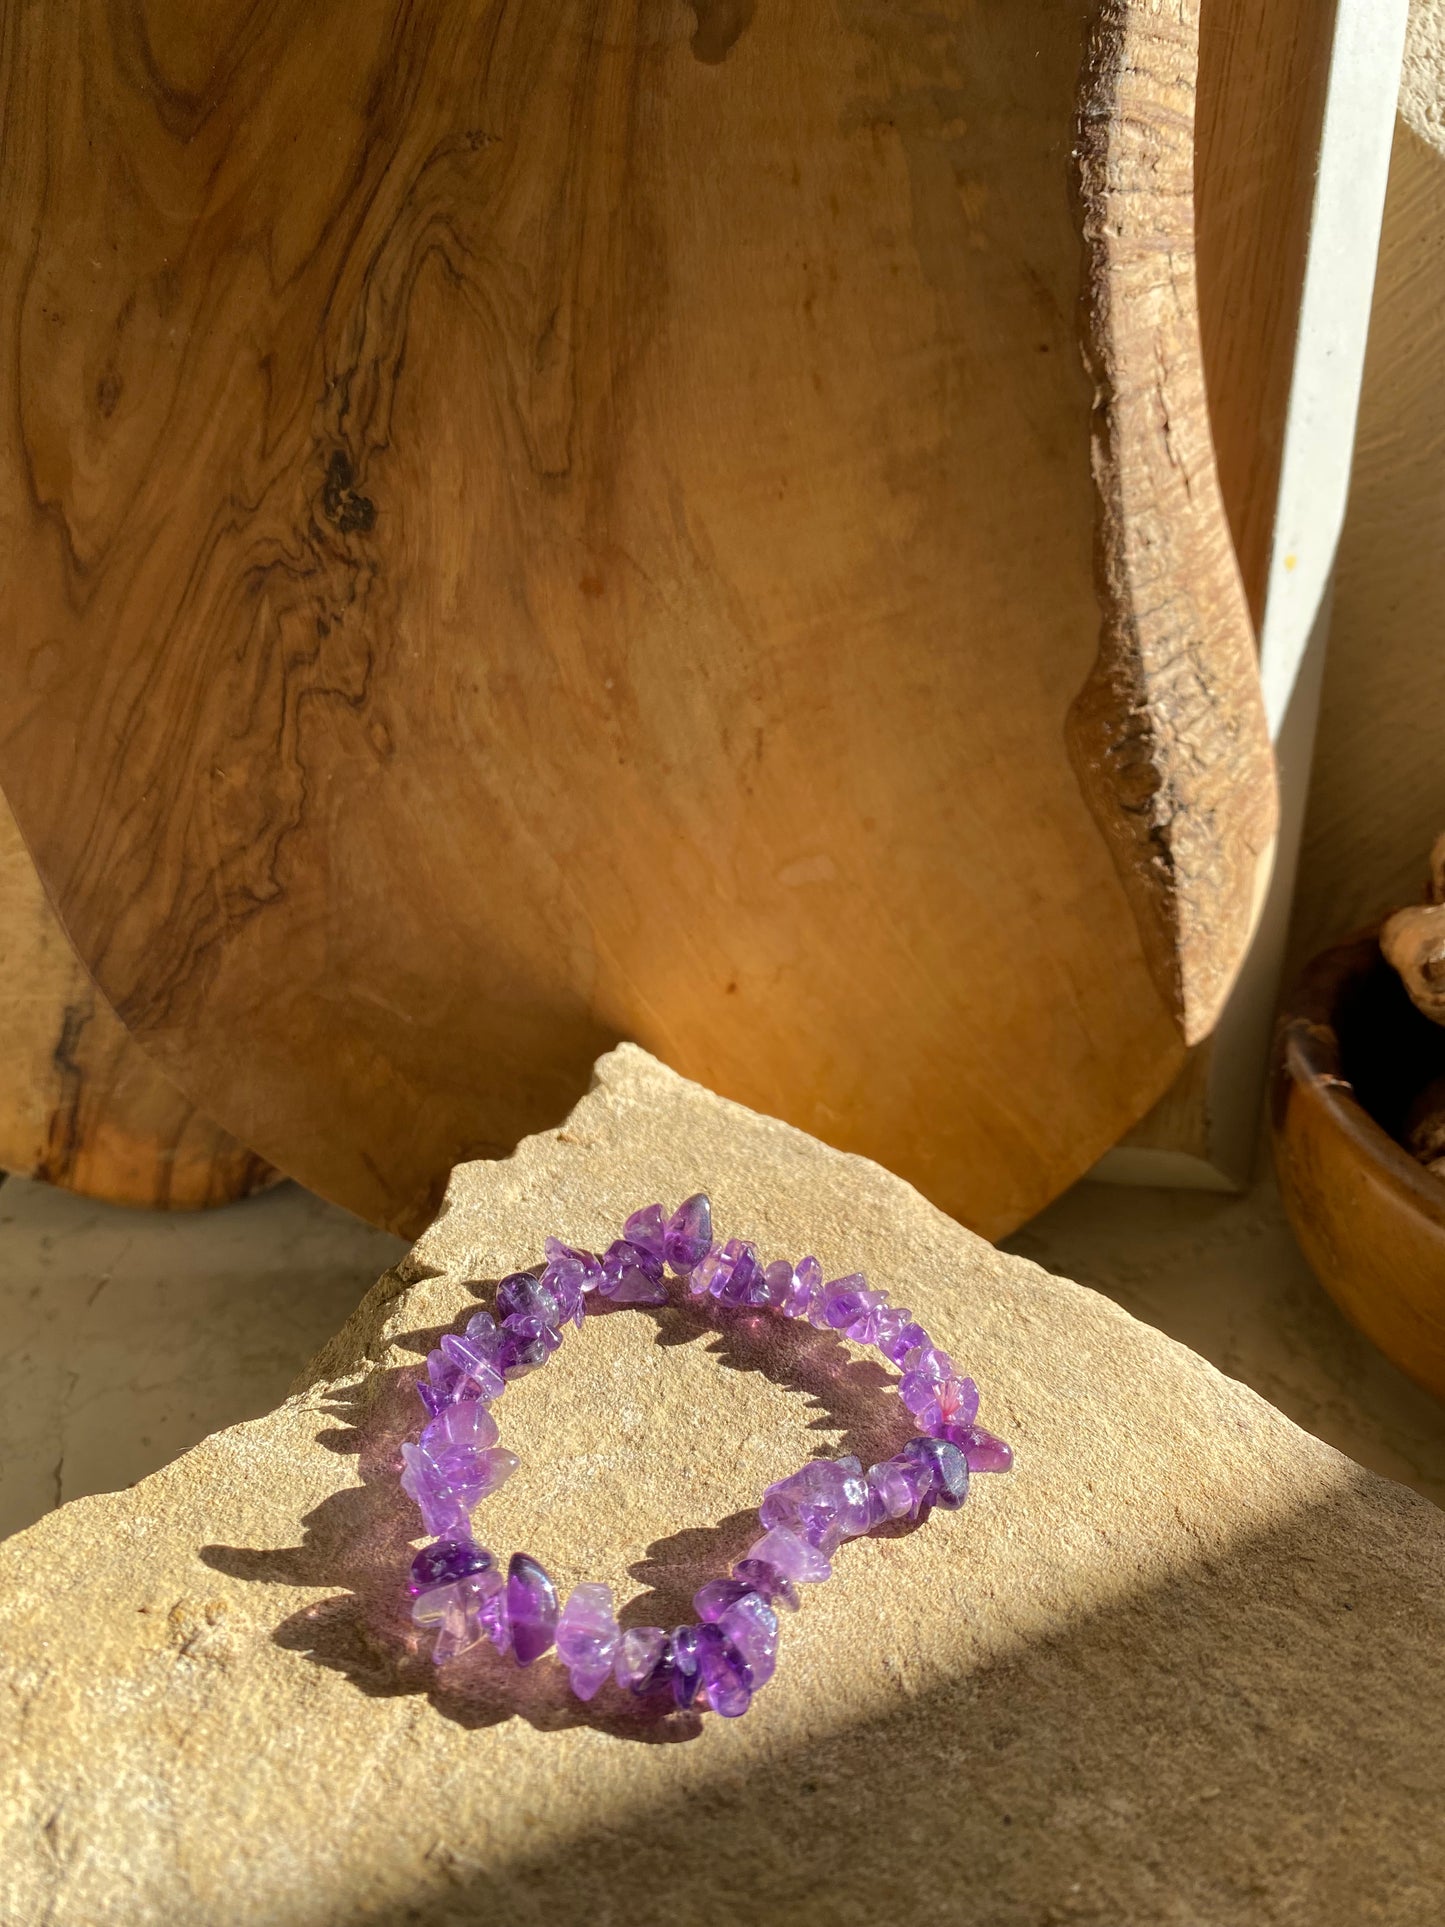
[1,1161,1442,1543]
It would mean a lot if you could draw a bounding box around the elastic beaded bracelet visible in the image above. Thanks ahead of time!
[400,1193,1012,1719]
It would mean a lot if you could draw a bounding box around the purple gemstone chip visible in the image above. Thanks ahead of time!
[556,1582,620,1700]
[623,1204,668,1264]
[407,1538,493,1598]
[901,1435,970,1510]
[506,1552,560,1666]
[936,1422,1014,1472]
[663,1194,713,1273]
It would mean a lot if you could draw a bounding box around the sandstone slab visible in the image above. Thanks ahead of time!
[1,1046,1443,1925]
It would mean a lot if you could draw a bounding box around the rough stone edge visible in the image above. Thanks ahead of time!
[1069,0,1279,1045]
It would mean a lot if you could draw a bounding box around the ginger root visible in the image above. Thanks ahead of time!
[1381,832,1445,1027]
[1381,903,1445,1026]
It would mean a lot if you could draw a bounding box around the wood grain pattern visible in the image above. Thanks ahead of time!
[1274,930,1445,1401]
[1112,0,1353,1175]
[0,792,272,1208]
[1070,0,1276,1045]
[0,0,1271,1236]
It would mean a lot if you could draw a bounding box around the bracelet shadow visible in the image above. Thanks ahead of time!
[201,1275,924,1747]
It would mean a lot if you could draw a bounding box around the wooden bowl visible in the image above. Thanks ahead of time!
[1273,930,1445,1399]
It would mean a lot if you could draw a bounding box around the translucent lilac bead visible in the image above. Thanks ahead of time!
[409,1444,517,1533]
[664,1193,713,1272]
[623,1204,667,1264]
[412,1563,503,1663]
[716,1592,778,1687]
[716,1238,766,1307]
[498,1313,558,1375]
[865,1454,931,1524]
[696,1623,752,1717]
[400,1402,518,1535]
[496,1271,560,1328]
[911,1374,980,1434]
[543,1238,606,1296]
[439,1325,504,1402]
[759,1455,872,1554]
[600,1238,669,1304]
[556,1582,620,1699]
[902,1342,954,1384]
[760,1259,794,1309]
[746,1524,832,1585]
[398,1448,469,1537]
[901,1435,970,1510]
[732,1555,799,1612]
[845,1300,890,1345]
[419,1342,501,1415]
[880,1318,930,1366]
[780,1255,823,1320]
[815,1274,876,1331]
[420,1398,499,1468]
[670,1624,703,1708]
[539,1257,587,1328]
[686,1236,760,1305]
[614,1625,670,1694]
[417,1381,450,1421]
[937,1422,1014,1472]
[869,1306,914,1359]
[603,1236,665,1286]
[407,1538,493,1597]
[431,1335,505,1405]
[693,1577,755,1623]
[480,1583,512,1654]
[506,1553,559,1665]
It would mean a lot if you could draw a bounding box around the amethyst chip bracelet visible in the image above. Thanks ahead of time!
[399,1193,1012,1719]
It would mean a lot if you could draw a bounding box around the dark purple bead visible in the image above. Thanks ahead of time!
[732,1556,799,1612]
[902,1435,970,1510]
[663,1193,713,1272]
[506,1553,560,1665]
[407,1538,493,1598]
